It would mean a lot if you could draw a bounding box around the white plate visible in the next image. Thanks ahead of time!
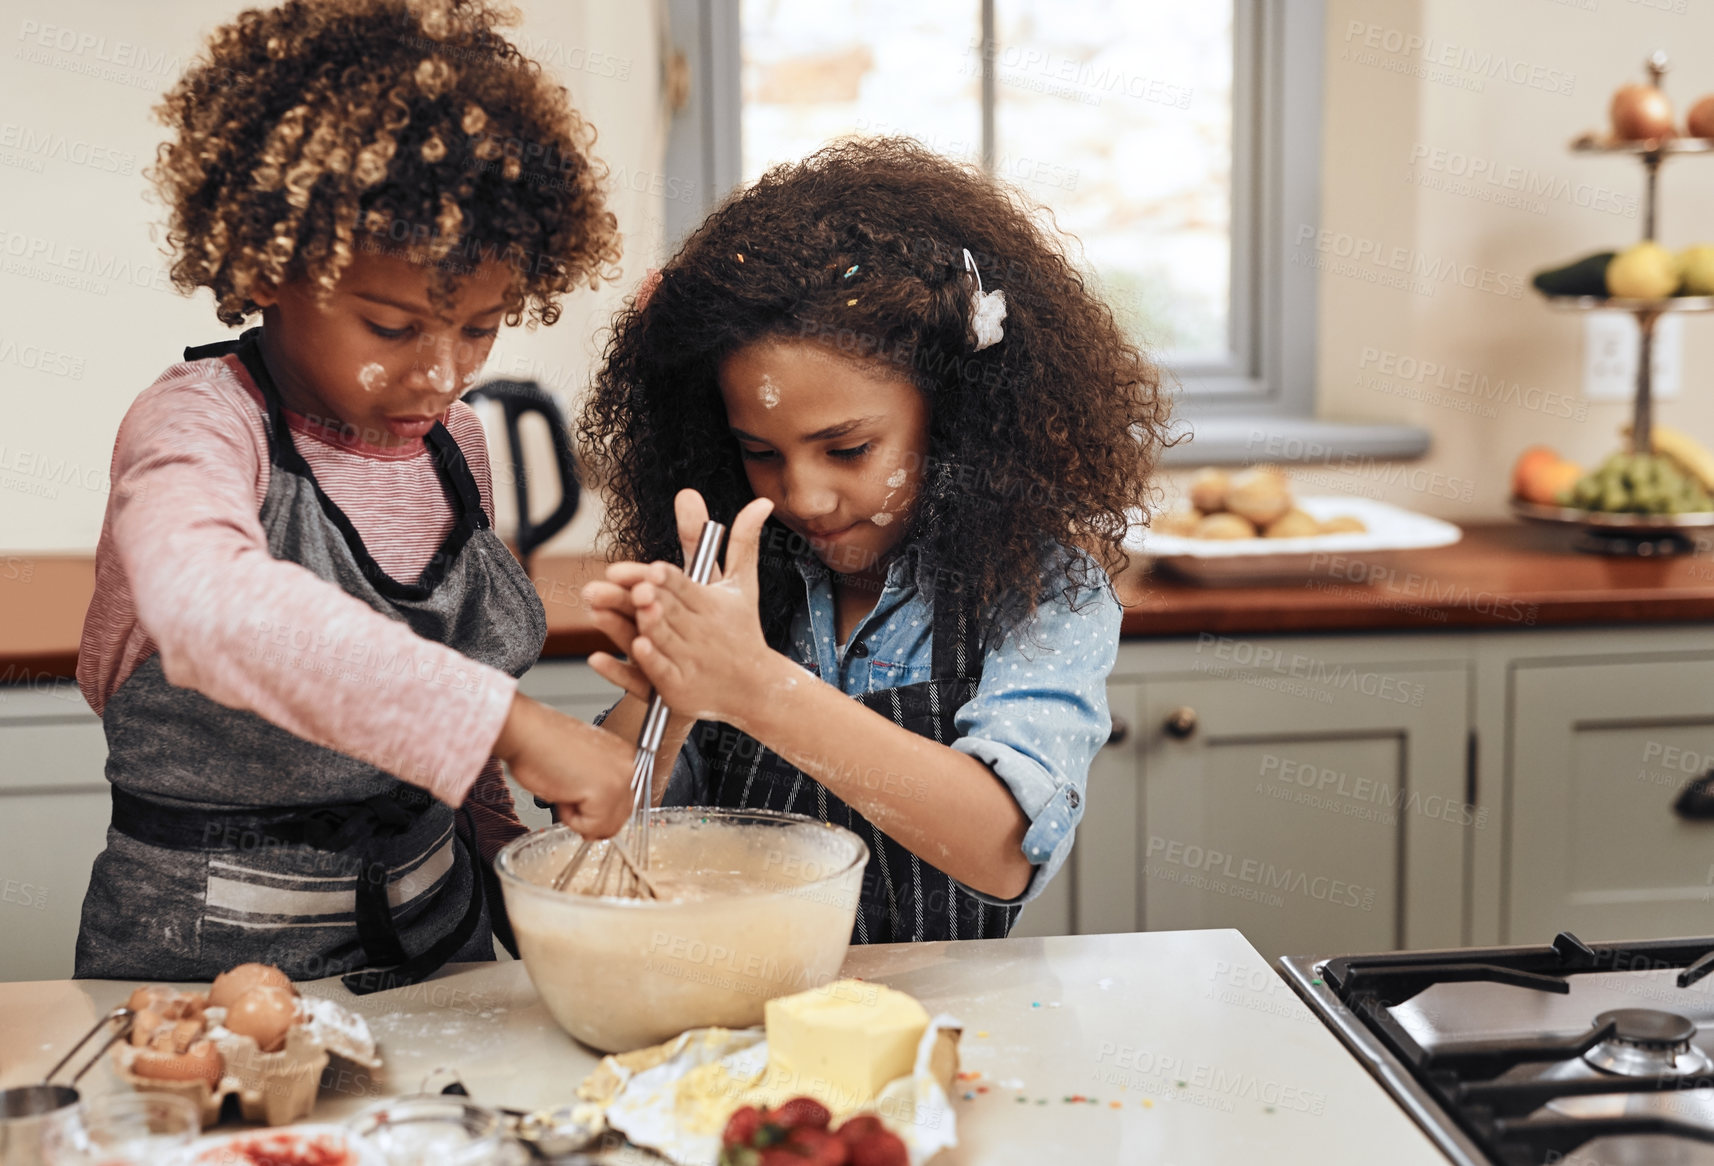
[1126,496,1463,586]
[174,1124,386,1166]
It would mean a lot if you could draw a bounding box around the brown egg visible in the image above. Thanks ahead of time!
[132,1038,223,1088]
[1265,509,1322,539]
[225,985,298,1052]
[1192,512,1258,540]
[209,963,294,1009]
[147,1017,205,1055]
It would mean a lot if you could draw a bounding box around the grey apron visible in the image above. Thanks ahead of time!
[74,327,546,992]
[683,583,1020,944]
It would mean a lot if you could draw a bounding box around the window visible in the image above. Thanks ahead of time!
[663,0,1429,460]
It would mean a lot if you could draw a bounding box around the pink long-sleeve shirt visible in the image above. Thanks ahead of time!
[78,352,527,859]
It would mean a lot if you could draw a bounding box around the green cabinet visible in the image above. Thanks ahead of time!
[1507,652,1714,943]
[1063,647,1473,960]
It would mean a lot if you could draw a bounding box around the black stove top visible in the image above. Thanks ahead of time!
[1280,933,1714,1166]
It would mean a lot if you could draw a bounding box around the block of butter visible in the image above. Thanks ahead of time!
[764,979,930,1106]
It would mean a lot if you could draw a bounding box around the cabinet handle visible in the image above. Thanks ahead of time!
[1105,717,1130,747]
[1163,707,1198,739]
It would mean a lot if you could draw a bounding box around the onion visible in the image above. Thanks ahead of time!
[1611,84,1674,141]
[1688,95,1714,140]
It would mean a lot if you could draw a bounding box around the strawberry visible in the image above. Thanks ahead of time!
[833,1115,887,1146]
[724,1106,765,1148]
[785,1127,849,1166]
[771,1097,833,1132]
[846,1128,908,1166]
[759,1148,807,1166]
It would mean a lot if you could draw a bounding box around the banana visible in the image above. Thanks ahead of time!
[1622,423,1714,492]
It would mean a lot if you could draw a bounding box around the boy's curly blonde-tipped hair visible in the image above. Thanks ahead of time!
[152,0,621,326]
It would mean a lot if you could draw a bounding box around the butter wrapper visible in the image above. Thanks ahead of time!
[599,1016,960,1166]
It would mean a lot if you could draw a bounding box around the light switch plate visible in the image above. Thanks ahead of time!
[1583,311,1682,401]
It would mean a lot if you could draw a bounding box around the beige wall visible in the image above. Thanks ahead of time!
[0,0,664,555]
[7,1,1713,553]
[1303,0,1714,518]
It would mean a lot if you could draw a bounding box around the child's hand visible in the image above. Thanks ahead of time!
[584,489,727,702]
[605,494,779,725]
[493,694,635,838]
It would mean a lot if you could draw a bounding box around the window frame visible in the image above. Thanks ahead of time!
[661,0,1430,462]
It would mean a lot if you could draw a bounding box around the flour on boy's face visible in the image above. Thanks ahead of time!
[250,250,511,448]
[719,339,931,580]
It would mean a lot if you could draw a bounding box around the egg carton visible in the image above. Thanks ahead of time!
[111,996,381,1127]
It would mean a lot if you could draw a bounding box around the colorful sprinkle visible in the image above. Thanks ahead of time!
[1015,1096,1027,1104]
[1036,1099,1047,1105]
[963,1091,975,1100]
[1143,1099,1154,1109]
[842,264,860,279]
[846,297,858,306]
[977,1086,989,1094]
[1175,1080,1187,1089]
[735,253,745,263]
[976,1030,990,1039]
[1109,1101,1122,1109]
[1031,1002,1040,1008]
[1312,978,1323,986]
[1264,1106,1276,1114]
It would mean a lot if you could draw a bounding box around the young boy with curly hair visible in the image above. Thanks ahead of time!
[75,0,635,989]
[580,138,1169,943]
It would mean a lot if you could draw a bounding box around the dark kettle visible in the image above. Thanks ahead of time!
[461,379,580,563]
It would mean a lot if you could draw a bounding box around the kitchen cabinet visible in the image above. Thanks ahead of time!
[1071,643,1473,961]
[9,624,1714,981]
[0,684,111,982]
[1507,650,1714,944]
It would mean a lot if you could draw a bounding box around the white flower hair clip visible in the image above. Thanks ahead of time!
[963,247,1007,351]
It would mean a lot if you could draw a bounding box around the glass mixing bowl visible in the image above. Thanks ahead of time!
[496,809,868,1053]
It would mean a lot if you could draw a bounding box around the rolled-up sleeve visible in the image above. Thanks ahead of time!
[951,570,1121,906]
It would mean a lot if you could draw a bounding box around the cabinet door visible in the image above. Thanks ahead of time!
[1511,657,1714,943]
[1131,665,1470,961]
[0,691,112,981]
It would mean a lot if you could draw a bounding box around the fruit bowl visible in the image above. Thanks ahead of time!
[1511,498,1714,533]
[496,810,868,1054]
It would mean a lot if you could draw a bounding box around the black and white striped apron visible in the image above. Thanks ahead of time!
[686,589,1019,944]
[74,327,546,992]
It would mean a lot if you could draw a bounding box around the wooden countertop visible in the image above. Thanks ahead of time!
[6,523,1714,682]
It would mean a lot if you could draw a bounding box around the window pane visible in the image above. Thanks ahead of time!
[991,1,1232,359]
[739,0,980,183]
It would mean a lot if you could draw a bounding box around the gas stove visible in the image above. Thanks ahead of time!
[1280,934,1714,1166]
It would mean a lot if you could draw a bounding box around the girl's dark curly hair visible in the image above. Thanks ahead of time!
[581,137,1170,644]
[151,0,620,327]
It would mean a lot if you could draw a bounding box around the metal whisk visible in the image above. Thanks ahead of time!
[551,520,728,898]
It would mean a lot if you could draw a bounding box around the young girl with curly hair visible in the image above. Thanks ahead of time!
[75,0,636,988]
[580,138,1169,943]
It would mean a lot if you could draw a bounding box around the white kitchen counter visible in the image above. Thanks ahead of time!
[1,930,1449,1164]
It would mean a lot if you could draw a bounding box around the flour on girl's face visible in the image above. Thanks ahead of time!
[758,374,781,408]
[357,362,387,392]
[885,469,907,488]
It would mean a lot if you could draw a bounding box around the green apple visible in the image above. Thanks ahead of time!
[1606,241,1681,300]
[1680,244,1714,296]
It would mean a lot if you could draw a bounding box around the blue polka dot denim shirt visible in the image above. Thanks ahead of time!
[662,546,1120,906]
